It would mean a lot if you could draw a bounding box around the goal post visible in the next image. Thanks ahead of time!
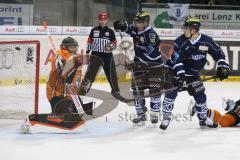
[0,40,40,119]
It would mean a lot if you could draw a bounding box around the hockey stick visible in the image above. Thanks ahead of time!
[119,75,218,103]
[66,82,95,116]
[43,20,58,54]
[129,75,218,102]
[67,84,85,115]
[43,20,63,68]
[119,31,142,96]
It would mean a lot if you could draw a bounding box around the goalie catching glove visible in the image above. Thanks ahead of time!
[113,21,128,32]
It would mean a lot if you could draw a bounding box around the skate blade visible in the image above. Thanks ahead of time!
[132,121,146,128]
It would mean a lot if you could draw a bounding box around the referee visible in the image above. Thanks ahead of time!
[79,11,120,98]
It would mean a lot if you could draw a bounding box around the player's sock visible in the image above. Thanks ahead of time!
[134,98,146,116]
[132,98,147,124]
[160,97,174,130]
[150,97,161,124]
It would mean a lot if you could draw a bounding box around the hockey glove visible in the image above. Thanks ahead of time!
[176,76,187,92]
[125,61,148,72]
[125,61,135,71]
[113,21,127,32]
[216,66,229,81]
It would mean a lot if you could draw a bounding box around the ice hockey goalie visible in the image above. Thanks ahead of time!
[20,37,94,134]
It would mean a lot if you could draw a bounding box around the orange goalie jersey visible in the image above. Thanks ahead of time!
[46,49,82,101]
[207,100,240,127]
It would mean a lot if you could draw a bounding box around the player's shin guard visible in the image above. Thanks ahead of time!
[150,96,161,124]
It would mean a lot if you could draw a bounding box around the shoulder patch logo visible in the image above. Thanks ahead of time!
[93,30,100,37]
[105,32,109,36]
[149,33,156,43]
[199,45,208,51]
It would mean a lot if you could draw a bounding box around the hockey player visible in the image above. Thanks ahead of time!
[20,37,94,133]
[190,99,240,127]
[113,11,176,126]
[166,18,230,129]
[46,37,82,112]
[220,99,240,127]
[79,11,121,99]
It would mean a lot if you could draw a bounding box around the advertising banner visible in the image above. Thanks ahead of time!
[0,3,33,25]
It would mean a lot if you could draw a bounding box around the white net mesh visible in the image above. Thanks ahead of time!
[0,41,40,119]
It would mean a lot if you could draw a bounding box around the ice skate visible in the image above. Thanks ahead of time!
[199,117,218,129]
[150,112,159,127]
[132,114,147,127]
[20,116,31,134]
[159,117,171,130]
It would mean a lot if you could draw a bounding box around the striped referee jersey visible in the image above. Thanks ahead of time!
[87,26,117,53]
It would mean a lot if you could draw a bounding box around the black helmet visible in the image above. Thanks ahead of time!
[183,18,201,30]
[134,11,150,24]
[61,37,78,48]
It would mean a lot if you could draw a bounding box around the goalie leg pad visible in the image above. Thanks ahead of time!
[28,113,85,130]
[54,98,93,116]
[49,96,65,113]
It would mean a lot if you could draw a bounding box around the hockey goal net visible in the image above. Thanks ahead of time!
[0,40,40,119]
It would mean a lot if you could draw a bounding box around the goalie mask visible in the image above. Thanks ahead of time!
[61,37,79,53]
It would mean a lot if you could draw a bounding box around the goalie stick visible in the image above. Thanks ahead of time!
[43,20,64,69]
[67,83,95,116]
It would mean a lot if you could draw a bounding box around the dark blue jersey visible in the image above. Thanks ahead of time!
[125,24,163,66]
[168,34,229,77]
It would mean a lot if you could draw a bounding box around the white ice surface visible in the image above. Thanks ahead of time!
[0,82,240,160]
